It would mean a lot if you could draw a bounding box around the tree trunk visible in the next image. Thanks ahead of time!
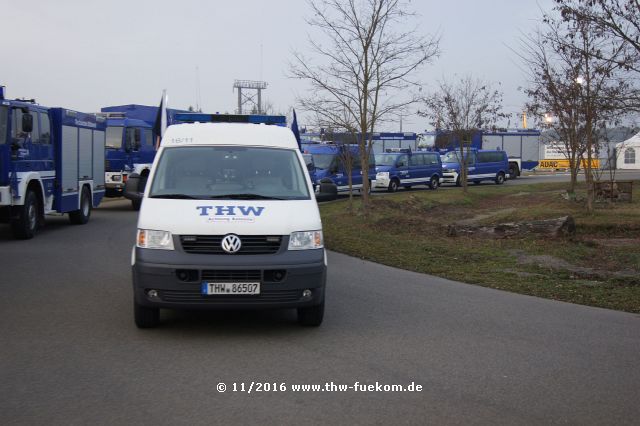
[447,216,576,238]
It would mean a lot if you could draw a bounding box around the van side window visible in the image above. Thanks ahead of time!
[425,153,438,165]
[29,110,40,144]
[0,106,7,145]
[11,108,25,141]
[39,112,51,144]
[396,155,408,167]
[125,128,140,151]
[350,154,362,171]
[142,128,152,147]
[409,154,424,166]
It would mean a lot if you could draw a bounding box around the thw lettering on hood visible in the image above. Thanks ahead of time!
[196,206,266,217]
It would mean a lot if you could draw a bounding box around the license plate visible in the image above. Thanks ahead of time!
[201,282,260,295]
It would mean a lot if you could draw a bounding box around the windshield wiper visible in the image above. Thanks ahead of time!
[149,194,199,199]
[206,194,285,200]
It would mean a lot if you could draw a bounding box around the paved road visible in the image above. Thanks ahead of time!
[1,200,639,425]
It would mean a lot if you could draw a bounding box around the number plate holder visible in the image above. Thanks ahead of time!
[201,282,261,295]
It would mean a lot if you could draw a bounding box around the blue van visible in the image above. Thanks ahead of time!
[374,149,443,192]
[304,144,376,193]
[441,149,509,186]
[302,153,317,186]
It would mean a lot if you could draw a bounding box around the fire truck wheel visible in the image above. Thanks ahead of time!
[11,189,39,239]
[69,186,92,225]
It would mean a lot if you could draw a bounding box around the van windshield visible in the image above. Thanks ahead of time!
[0,106,7,145]
[442,151,475,164]
[311,153,336,170]
[149,146,311,200]
[375,154,398,167]
[106,126,123,149]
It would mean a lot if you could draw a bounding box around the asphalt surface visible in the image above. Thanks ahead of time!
[1,196,639,425]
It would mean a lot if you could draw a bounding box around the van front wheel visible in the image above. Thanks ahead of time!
[495,172,506,185]
[388,179,399,192]
[429,176,439,190]
[134,301,160,328]
[298,300,324,327]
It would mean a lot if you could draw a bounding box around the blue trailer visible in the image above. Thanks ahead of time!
[0,86,105,239]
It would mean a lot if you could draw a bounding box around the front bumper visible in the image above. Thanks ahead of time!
[105,172,127,197]
[441,171,459,184]
[374,175,390,188]
[133,247,326,310]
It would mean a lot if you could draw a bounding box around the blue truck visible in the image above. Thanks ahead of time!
[0,86,106,239]
[302,143,376,193]
[101,112,154,209]
[374,148,442,192]
[100,104,190,209]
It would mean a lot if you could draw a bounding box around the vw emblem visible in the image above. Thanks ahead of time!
[221,234,242,254]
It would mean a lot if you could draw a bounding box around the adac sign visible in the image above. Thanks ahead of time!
[196,205,265,223]
[538,159,600,169]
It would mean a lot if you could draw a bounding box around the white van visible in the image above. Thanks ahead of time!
[127,118,330,328]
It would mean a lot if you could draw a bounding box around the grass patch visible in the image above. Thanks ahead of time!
[321,181,640,313]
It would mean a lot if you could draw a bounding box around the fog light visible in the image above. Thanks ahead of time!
[302,289,312,299]
[147,289,158,298]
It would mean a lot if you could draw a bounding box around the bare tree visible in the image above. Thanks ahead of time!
[555,0,640,73]
[420,76,507,193]
[519,6,633,210]
[290,0,440,211]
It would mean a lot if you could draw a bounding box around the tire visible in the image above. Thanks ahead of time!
[132,173,148,211]
[495,172,506,185]
[69,186,92,225]
[455,176,462,187]
[297,300,324,327]
[388,179,399,192]
[509,164,519,179]
[134,301,160,328]
[429,176,439,190]
[11,189,40,239]
[359,180,372,195]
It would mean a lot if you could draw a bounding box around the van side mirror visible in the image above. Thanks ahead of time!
[316,177,338,202]
[124,173,143,201]
[22,113,33,133]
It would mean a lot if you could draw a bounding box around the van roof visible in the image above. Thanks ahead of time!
[160,122,298,149]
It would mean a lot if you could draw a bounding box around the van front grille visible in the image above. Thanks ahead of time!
[180,235,282,255]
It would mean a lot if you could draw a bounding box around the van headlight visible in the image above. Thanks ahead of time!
[288,230,323,250]
[137,229,175,250]
[376,172,389,178]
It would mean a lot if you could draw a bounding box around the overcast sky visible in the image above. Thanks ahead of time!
[3,0,554,132]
